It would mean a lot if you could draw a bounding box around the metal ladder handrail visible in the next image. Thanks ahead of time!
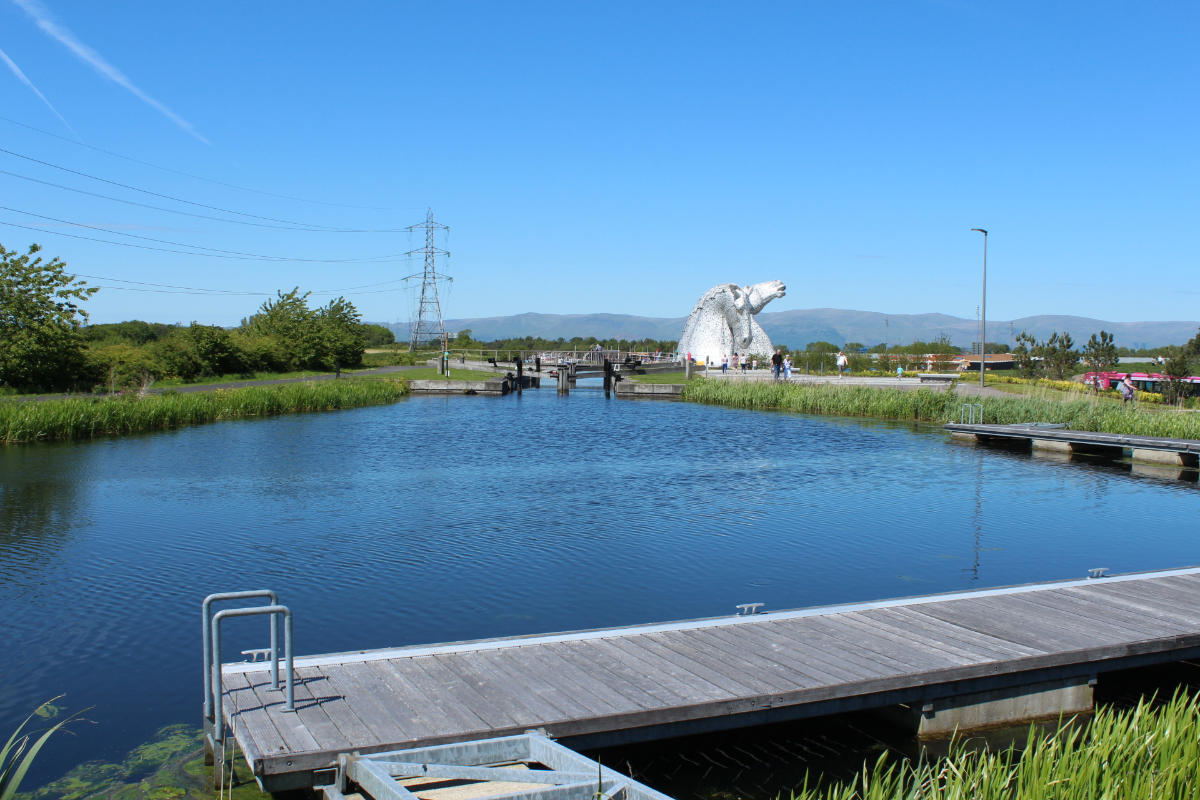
[960,403,984,424]
[202,590,278,723]
[211,604,294,746]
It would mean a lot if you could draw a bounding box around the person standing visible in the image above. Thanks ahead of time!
[783,354,792,380]
[722,355,729,374]
[836,350,848,378]
[771,349,783,380]
[732,353,739,373]
[1121,375,1136,405]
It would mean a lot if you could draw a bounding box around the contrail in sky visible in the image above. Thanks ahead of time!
[0,44,79,138]
[11,0,210,145]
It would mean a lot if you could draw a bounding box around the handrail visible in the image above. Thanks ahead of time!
[960,403,983,424]
[202,590,277,723]
[211,604,293,745]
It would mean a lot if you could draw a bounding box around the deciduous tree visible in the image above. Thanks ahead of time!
[0,243,97,391]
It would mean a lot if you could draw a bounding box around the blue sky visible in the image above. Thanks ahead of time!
[0,1,1196,328]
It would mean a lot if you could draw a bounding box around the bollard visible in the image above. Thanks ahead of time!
[557,366,569,394]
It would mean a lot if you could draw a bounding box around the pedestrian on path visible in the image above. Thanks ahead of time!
[836,350,848,378]
[771,349,783,380]
[783,355,792,380]
[722,355,728,374]
[1121,375,1136,405]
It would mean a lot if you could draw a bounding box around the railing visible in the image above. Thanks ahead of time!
[202,591,294,749]
[960,403,984,424]
[448,349,679,367]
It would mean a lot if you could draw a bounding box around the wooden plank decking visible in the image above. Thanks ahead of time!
[221,567,1200,786]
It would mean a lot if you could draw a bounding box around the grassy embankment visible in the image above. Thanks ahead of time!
[0,379,409,445]
[792,691,1200,800]
[681,378,1200,439]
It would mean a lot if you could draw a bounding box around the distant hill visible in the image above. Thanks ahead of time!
[380,310,1200,351]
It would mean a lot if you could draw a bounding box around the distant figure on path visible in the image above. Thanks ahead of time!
[732,353,739,372]
[896,365,904,380]
[1121,375,1136,404]
[836,350,848,378]
[783,355,792,380]
[771,349,783,380]
[722,355,728,374]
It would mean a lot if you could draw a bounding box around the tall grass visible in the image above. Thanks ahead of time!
[681,379,1200,439]
[0,379,409,444]
[792,690,1200,800]
[1,697,86,800]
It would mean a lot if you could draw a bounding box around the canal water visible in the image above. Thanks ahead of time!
[2,385,1199,793]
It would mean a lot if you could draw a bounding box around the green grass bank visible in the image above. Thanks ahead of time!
[0,379,410,445]
[681,378,1200,439]
[792,690,1200,800]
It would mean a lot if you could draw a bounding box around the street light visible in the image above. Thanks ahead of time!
[971,228,988,388]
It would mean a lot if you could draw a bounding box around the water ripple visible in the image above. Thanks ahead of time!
[3,388,1200,784]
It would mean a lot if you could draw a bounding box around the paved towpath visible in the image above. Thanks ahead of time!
[690,371,1016,399]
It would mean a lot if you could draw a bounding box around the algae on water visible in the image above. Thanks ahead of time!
[27,725,270,800]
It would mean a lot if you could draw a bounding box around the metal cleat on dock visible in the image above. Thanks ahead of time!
[241,648,274,662]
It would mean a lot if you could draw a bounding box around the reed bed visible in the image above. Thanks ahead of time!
[792,690,1200,800]
[0,379,409,444]
[680,379,1200,439]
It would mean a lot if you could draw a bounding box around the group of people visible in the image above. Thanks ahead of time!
[769,350,792,380]
[715,349,853,381]
[719,353,755,373]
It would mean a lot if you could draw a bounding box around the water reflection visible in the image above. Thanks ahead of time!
[0,445,82,585]
[3,390,1200,789]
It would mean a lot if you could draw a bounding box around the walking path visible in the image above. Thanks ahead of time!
[694,371,1015,399]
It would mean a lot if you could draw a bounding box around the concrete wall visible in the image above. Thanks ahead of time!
[408,379,507,395]
[615,382,684,399]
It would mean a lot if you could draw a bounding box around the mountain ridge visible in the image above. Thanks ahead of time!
[381,310,1200,350]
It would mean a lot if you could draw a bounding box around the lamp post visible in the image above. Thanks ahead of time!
[971,228,988,388]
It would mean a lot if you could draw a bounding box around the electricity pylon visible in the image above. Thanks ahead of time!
[405,208,451,351]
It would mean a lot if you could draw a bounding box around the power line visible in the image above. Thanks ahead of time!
[0,145,406,232]
[0,169,399,232]
[74,272,410,297]
[91,285,268,296]
[74,274,264,294]
[0,114,397,212]
[0,212,403,262]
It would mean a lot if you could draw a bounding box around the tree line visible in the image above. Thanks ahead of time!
[1,243,389,393]
[452,330,679,354]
